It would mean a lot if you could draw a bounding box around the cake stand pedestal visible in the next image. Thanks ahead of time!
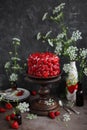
[25,75,61,116]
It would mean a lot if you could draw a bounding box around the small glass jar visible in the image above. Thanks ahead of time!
[76,82,84,106]
[14,109,22,125]
[10,81,17,90]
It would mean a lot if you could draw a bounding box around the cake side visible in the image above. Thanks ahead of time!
[27,52,60,78]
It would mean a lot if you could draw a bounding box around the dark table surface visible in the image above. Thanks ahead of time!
[0,96,87,130]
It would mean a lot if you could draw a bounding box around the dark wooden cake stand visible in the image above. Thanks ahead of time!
[25,75,61,116]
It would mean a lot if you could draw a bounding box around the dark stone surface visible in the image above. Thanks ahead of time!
[0,97,87,130]
[0,0,87,94]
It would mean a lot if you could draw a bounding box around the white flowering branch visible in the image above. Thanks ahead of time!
[4,38,27,83]
[37,3,82,61]
[36,2,87,82]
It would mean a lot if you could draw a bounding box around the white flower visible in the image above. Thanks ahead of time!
[53,3,65,14]
[11,57,21,61]
[12,65,22,70]
[71,30,82,41]
[4,62,10,69]
[26,113,37,120]
[9,73,18,82]
[44,98,54,106]
[12,38,20,42]
[12,38,21,45]
[63,113,71,122]
[17,102,30,113]
[83,68,87,76]
[9,51,12,55]
[4,37,25,84]
[79,48,87,59]
[55,42,63,55]
[57,32,65,40]
[64,46,78,61]
[63,64,71,73]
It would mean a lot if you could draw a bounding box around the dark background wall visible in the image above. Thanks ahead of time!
[0,0,87,95]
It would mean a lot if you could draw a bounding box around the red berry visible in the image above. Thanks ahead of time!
[10,113,16,120]
[55,111,60,116]
[11,121,19,129]
[49,112,55,119]
[5,103,13,109]
[6,115,11,121]
[31,91,37,96]
[16,90,24,96]
[43,71,49,78]
[0,107,6,113]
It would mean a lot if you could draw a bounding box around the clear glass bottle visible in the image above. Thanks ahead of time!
[14,109,22,125]
[76,82,84,106]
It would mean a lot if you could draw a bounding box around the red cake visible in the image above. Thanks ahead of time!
[27,52,60,78]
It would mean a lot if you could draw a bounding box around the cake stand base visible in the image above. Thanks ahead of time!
[25,75,61,116]
[30,98,59,116]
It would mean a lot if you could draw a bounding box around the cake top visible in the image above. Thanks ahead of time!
[28,52,60,62]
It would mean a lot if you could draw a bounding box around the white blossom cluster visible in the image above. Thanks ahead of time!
[12,38,20,45]
[36,3,87,81]
[71,30,82,41]
[83,68,87,76]
[17,102,30,113]
[55,42,63,55]
[44,98,54,106]
[11,65,21,71]
[64,46,78,61]
[4,38,25,83]
[63,113,71,122]
[9,73,18,82]
[11,57,21,61]
[13,38,20,42]
[4,62,10,69]
[79,48,87,59]
[63,64,71,73]
[53,3,65,14]
[57,32,65,40]
[26,113,37,120]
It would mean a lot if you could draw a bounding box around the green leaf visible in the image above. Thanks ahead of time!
[48,39,53,47]
[45,31,52,38]
[37,32,41,40]
[42,12,48,21]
